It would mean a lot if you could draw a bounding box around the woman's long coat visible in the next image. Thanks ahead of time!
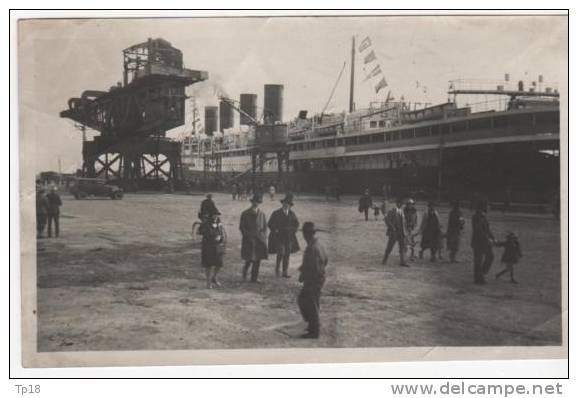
[420,210,442,250]
[267,208,300,254]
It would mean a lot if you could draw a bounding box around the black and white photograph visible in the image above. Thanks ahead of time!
[17,13,567,367]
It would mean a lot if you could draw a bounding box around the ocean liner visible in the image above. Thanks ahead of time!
[181,38,560,203]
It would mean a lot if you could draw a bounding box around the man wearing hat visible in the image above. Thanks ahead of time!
[268,193,300,278]
[239,194,269,282]
[298,222,328,339]
[382,198,408,267]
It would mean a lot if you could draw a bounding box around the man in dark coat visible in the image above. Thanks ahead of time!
[298,222,328,339]
[36,187,48,239]
[268,193,300,278]
[199,194,218,221]
[358,189,373,221]
[471,199,495,285]
[382,198,408,266]
[46,186,62,238]
[239,194,268,282]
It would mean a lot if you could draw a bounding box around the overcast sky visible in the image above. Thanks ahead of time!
[19,15,567,173]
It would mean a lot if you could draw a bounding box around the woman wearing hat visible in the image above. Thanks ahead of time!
[268,193,300,278]
[239,194,269,282]
[198,210,227,289]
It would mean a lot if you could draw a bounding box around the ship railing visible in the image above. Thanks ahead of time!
[460,98,509,113]
[449,78,559,94]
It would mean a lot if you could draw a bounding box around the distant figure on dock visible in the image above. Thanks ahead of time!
[36,186,48,239]
[198,210,227,289]
[495,232,523,284]
[268,183,276,201]
[240,194,268,283]
[199,194,219,222]
[46,186,62,238]
[268,193,300,278]
[471,199,495,285]
[231,182,239,200]
[382,198,408,267]
[297,222,328,339]
[373,202,381,221]
[358,189,373,221]
[446,201,465,263]
[419,201,442,262]
[403,198,418,261]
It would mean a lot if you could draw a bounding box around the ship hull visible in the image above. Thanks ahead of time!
[184,106,560,203]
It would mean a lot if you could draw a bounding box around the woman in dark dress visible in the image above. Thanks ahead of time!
[419,201,442,262]
[198,210,227,288]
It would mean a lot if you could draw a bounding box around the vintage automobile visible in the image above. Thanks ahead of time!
[69,178,124,200]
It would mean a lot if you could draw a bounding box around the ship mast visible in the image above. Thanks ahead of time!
[349,36,355,112]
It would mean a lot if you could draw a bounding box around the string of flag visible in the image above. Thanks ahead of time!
[358,35,388,95]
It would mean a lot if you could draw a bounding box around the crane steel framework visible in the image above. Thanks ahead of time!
[60,38,208,190]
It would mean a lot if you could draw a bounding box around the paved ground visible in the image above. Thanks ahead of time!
[36,192,562,351]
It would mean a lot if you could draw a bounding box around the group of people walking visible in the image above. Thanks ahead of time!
[196,192,328,339]
[366,190,523,285]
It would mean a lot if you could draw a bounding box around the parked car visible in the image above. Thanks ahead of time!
[69,178,123,200]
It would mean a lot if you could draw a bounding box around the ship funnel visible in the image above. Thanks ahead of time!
[219,99,234,132]
[264,84,284,124]
[239,93,257,125]
[204,106,218,136]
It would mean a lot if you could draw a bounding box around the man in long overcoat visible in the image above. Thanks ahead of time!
[382,198,408,267]
[268,193,300,278]
[297,222,328,339]
[240,194,268,282]
[471,199,495,285]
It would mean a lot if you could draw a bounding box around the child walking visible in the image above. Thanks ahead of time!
[495,232,523,284]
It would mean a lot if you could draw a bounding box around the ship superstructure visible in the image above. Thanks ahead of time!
[180,38,560,202]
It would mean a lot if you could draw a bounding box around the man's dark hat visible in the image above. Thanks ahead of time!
[281,193,294,206]
[250,194,263,204]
